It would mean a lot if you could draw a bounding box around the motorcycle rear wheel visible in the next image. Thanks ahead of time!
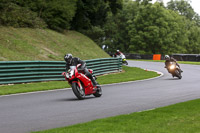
[93,84,102,97]
[72,82,85,100]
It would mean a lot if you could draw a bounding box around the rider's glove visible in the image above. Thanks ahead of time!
[62,72,66,76]
[79,63,85,70]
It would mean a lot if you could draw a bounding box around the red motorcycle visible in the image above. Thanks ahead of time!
[62,64,102,100]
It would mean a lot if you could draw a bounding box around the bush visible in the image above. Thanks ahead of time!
[20,0,77,31]
[0,2,47,28]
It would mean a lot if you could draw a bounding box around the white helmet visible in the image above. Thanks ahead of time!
[165,55,170,60]
[117,50,120,52]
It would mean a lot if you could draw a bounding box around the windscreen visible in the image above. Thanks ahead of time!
[70,66,76,69]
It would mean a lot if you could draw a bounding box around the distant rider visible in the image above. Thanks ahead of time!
[114,50,123,57]
[64,53,98,87]
[164,55,183,72]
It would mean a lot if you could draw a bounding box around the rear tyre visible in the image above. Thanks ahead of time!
[93,84,102,97]
[72,82,85,100]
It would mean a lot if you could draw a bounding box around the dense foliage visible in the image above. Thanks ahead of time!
[0,0,200,54]
[0,0,46,28]
[0,0,77,30]
[101,0,200,54]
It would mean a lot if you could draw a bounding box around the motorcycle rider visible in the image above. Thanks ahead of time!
[114,50,123,57]
[113,49,128,65]
[64,53,99,87]
[164,55,183,72]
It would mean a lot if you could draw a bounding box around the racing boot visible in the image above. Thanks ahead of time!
[179,68,183,73]
[91,77,100,88]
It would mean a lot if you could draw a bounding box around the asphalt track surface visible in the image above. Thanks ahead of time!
[0,60,200,133]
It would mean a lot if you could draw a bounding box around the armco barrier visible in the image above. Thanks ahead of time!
[108,53,153,60]
[125,54,153,60]
[172,54,200,61]
[109,53,200,61]
[0,58,122,85]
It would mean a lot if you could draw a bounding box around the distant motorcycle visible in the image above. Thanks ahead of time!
[62,64,102,100]
[166,62,182,79]
[116,54,128,65]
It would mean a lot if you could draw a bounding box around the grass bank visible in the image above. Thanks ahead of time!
[129,59,200,65]
[0,66,159,95]
[34,98,200,133]
[0,27,109,61]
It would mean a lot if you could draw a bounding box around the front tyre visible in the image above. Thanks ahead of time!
[93,84,102,97]
[175,69,182,79]
[125,61,128,65]
[72,82,85,100]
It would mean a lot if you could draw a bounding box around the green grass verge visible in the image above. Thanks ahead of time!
[33,98,200,133]
[97,66,158,84]
[0,27,109,61]
[129,59,200,65]
[0,66,159,95]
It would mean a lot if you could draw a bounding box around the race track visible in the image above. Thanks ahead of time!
[0,60,200,133]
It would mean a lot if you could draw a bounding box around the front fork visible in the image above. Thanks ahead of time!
[72,80,83,90]
[77,79,83,90]
[72,80,85,95]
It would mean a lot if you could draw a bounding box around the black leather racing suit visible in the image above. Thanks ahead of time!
[65,57,97,86]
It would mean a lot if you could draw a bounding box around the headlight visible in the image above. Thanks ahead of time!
[70,70,75,78]
[170,65,175,70]
[66,73,70,78]
[66,69,74,79]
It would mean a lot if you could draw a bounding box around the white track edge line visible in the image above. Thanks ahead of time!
[103,69,163,87]
[0,69,164,98]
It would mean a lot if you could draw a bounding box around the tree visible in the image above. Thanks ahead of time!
[167,0,195,20]
[71,0,123,50]
[16,0,77,31]
[128,2,188,54]
[102,0,139,53]
[184,20,200,53]
[0,0,46,28]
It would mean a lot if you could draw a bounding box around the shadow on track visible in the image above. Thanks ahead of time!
[54,96,96,102]
[164,78,181,80]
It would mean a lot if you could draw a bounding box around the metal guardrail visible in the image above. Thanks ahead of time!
[0,58,122,85]
[172,54,200,62]
[109,52,200,61]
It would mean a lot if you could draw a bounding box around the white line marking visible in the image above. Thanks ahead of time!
[102,69,164,86]
[0,69,164,98]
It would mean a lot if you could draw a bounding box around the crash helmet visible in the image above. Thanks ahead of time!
[117,50,120,52]
[165,55,170,60]
[64,53,73,63]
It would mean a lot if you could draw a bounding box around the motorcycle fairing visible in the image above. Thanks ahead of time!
[77,73,95,95]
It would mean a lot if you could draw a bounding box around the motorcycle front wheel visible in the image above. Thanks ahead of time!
[175,69,182,79]
[72,82,85,100]
[125,61,128,65]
